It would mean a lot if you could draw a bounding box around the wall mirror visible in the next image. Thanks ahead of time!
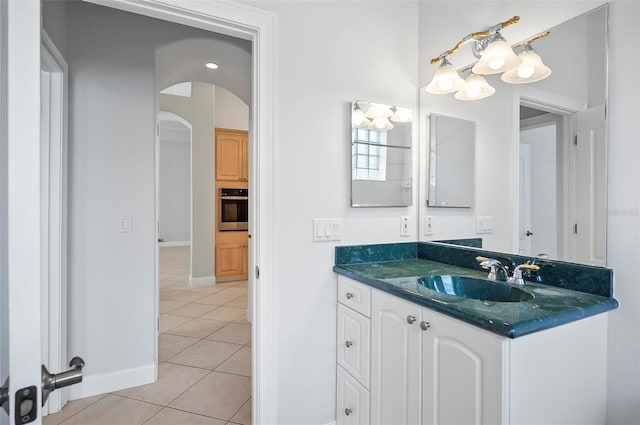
[428,114,475,208]
[419,4,607,266]
[351,101,413,207]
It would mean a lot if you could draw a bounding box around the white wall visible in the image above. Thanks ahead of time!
[215,85,249,131]
[160,83,215,278]
[158,122,191,244]
[605,2,640,423]
[241,1,419,423]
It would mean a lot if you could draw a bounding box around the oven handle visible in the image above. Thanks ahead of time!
[219,196,249,200]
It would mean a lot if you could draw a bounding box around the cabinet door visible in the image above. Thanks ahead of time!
[370,290,421,425]
[337,304,370,387]
[241,243,248,275]
[337,366,370,425]
[242,134,249,181]
[215,243,243,276]
[421,308,506,425]
[216,130,245,181]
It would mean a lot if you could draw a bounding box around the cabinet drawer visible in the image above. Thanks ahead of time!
[337,366,370,425]
[338,276,371,317]
[337,304,370,388]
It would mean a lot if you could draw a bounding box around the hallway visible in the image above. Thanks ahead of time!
[44,246,251,425]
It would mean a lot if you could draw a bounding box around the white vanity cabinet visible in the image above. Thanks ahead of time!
[337,275,609,425]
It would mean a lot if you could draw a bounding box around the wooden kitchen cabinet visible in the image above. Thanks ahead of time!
[215,243,247,277]
[215,128,248,182]
[336,275,608,425]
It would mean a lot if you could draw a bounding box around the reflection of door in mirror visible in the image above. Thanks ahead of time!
[519,108,560,258]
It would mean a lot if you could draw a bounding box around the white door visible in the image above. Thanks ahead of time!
[518,143,532,255]
[2,1,45,424]
[2,4,79,424]
[575,105,606,266]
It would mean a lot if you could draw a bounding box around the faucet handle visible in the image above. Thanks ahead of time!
[509,264,541,285]
[476,257,502,280]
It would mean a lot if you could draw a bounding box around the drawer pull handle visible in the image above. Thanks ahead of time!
[407,315,417,324]
[345,340,353,348]
[345,408,353,416]
[420,321,431,331]
[345,292,354,300]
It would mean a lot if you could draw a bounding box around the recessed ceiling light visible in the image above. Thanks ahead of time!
[205,62,219,70]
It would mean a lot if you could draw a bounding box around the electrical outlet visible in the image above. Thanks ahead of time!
[400,216,410,236]
[425,216,433,235]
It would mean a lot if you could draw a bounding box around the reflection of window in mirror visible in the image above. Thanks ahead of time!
[352,128,387,181]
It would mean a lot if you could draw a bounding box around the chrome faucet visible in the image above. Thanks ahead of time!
[476,257,540,285]
[476,257,510,281]
[508,263,540,285]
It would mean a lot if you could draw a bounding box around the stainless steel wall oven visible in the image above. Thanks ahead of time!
[218,188,248,231]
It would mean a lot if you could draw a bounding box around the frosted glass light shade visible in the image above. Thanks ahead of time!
[501,47,551,84]
[472,34,522,75]
[390,107,413,123]
[365,103,393,119]
[352,105,370,128]
[455,73,495,101]
[369,117,394,131]
[425,58,466,94]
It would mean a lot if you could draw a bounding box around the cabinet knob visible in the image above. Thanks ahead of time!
[345,340,353,348]
[345,292,354,300]
[420,321,431,331]
[406,315,417,324]
[345,408,353,416]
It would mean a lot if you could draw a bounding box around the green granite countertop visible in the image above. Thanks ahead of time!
[334,258,618,338]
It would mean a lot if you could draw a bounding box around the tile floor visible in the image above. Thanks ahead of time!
[44,246,252,425]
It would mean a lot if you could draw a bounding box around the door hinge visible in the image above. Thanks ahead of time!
[574,223,578,234]
[574,135,578,146]
[255,266,260,279]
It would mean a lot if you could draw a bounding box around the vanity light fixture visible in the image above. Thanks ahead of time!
[501,40,551,84]
[205,62,219,69]
[365,103,393,119]
[471,32,521,75]
[390,106,413,123]
[369,117,394,131]
[426,16,552,101]
[352,102,370,128]
[425,57,466,94]
[455,72,495,101]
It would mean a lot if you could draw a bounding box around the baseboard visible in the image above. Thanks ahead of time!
[189,275,216,286]
[216,274,248,283]
[159,241,190,247]
[323,421,337,425]
[67,362,156,400]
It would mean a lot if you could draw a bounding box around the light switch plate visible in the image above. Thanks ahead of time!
[400,216,410,236]
[313,218,342,242]
[424,216,433,235]
[476,216,493,234]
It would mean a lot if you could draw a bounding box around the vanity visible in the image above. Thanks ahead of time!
[333,241,618,425]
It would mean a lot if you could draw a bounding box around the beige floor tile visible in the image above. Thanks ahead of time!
[225,297,248,309]
[159,314,193,334]
[207,323,251,345]
[43,394,108,425]
[115,363,208,406]
[195,293,239,306]
[200,306,246,322]
[169,371,251,420]
[159,288,187,301]
[189,285,225,294]
[159,300,187,314]
[158,334,200,362]
[144,408,226,425]
[167,302,217,318]
[167,340,242,370]
[216,346,251,377]
[165,318,227,339]
[232,315,250,325]
[230,398,252,425]
[167,291,208,303]
[217,287,248,297]
[59,394,161,425]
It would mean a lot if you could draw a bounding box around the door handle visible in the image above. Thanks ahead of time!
[42,357,85,406]
[525,230,534,236]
